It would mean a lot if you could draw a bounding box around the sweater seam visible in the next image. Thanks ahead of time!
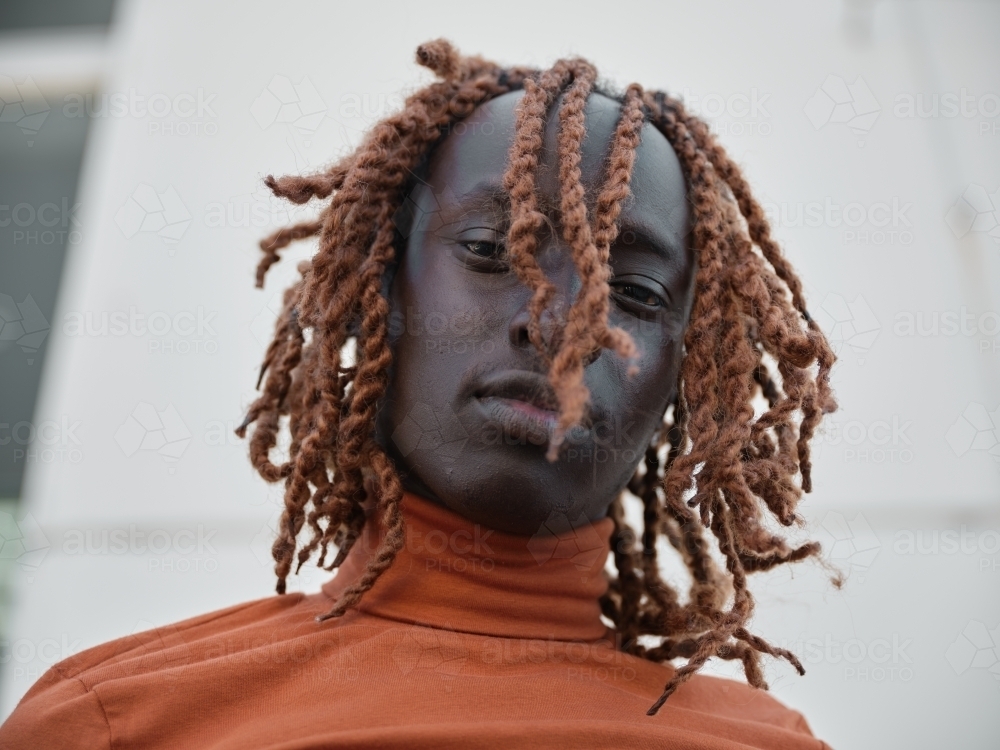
[345,607,614,643]
[50,662,113,750]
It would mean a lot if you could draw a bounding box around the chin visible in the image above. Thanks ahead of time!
[425,449,611,537]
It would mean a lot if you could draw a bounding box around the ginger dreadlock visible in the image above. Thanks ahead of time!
[236,39,837,716]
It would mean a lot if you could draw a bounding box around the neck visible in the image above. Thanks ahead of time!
[322,491,615,642]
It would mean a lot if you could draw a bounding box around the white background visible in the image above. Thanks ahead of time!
[2,1,999,747]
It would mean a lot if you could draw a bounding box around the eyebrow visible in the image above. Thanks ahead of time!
[614,220,685,265]
[452,180,509,210]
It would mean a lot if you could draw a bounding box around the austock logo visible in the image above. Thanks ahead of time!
[0,292,49,364]
[946,184,1000,244]
[391,402,468,464]
[816,512,881,584]
[251,75,327,146]
[0,75,49,146]
[114,184,192,247]
[946,403,1000,464]
[946,621,1000,683]
[0,511,50,583]
[115,403,192,465]
[391,624,468,686]
[804,75,881,146]
[813,293,881,365]
[528,510,606,569]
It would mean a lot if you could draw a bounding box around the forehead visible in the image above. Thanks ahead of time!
[423,89,689,255]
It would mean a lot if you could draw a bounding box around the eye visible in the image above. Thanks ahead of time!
[462,240,505,260]
[610,281,665,309]
[455,235,510,273]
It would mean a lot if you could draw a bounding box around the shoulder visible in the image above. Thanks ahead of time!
[0,593,311,749]
[38,593,308,686]
[0,666,111,749]
[678,672,819,738]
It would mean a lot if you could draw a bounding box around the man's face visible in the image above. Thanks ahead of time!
[375,89,695,536]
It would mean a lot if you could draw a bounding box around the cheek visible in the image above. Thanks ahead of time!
[389,243,508,377]
[599,320,685,434]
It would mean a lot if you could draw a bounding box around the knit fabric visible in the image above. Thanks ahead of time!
[0,492,831,749]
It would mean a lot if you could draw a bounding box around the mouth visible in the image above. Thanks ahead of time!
[473,371,561,446]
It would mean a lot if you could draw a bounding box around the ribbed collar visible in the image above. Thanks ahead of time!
[322,492,614,642]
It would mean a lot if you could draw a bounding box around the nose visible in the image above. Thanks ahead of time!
[508,240,599,365]
[508,301,563,357]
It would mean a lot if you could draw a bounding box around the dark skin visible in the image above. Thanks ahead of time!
[374,90,696,536]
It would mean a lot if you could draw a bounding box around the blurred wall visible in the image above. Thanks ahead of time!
[0,1,997,748]
[0,0,112,696]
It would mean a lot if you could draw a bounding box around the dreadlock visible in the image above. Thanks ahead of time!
[236,39,838,716]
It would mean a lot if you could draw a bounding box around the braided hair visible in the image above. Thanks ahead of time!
[236,39,837,715]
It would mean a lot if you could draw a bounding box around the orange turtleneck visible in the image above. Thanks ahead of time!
[0,492,830,749]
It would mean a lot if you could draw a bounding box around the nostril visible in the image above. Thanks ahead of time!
[509,308,534,349]
[516,324,531,348]
[582,346,601,367]
[509,300,576,361]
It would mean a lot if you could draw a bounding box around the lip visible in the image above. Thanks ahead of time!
[478,396,557,445]
[475,370,560,411]
[473,371,560,446]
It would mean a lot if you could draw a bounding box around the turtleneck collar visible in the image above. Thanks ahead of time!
[321,492,615,642]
